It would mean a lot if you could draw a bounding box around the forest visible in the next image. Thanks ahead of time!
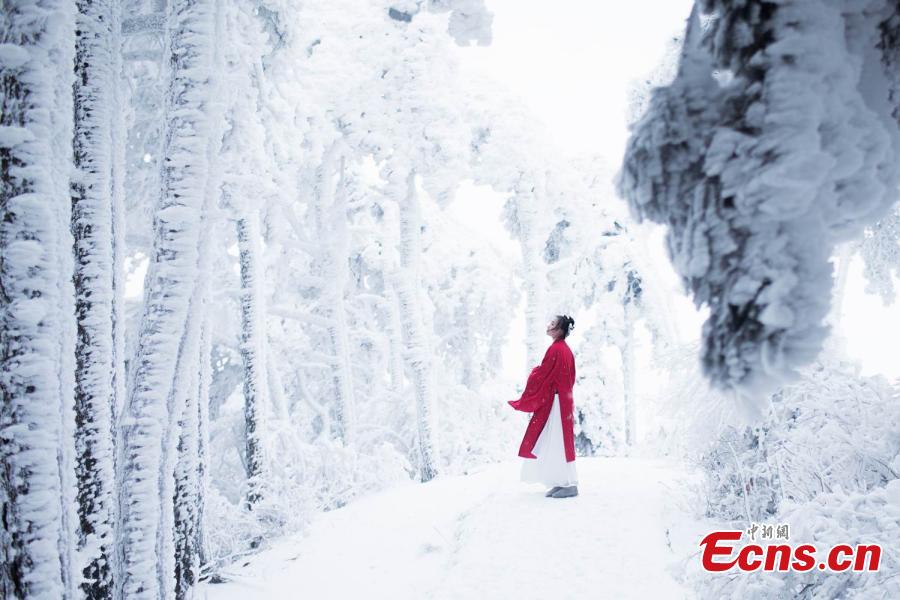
[2,0,899,598]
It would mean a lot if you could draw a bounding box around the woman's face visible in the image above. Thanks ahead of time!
[546,318,560,338]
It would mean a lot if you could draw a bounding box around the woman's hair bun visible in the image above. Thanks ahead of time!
[554,314,575,338]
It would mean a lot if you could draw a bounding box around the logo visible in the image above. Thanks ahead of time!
[699,523,881,573]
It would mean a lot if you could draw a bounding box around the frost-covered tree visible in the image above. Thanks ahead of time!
[170,99,222,593]
[293,135,360,448]
[172,347,206,599]
[214,0,298,512]
[1,1,78,598]
[426,212,517,390]
[470,106,555,368]
[219,88,272,507]
[340,172,419,464]
[619,1,900,398]
[235,210,269,505]
[116,0,219,595]
[315,151,359,447]
[860,204,900,304]
[123,0,509,570]
[572,322,626,457]
[172,243,216,598]
[119,0,167,258]
[71,0,128,595]
[349,4,481,481]
[503,174,552,369]
[385,166,441,481]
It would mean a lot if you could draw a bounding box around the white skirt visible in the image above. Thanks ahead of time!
[520,393,578,487]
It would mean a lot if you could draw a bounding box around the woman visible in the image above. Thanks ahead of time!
[508,315,578,498]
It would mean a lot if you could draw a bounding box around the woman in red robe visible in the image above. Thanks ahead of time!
[508,314,578,498]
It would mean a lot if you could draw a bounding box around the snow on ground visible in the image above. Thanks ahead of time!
[200,457,711,599]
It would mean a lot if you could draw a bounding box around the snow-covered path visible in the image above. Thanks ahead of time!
[201,457,708,599]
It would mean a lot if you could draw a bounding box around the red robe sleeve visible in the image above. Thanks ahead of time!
[507,344,559,413]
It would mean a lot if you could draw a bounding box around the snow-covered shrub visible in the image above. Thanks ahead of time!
[690,359,900,598]
[438,379,522,474]
[205,429,413,571]
[698,359,899,523]
[699,424,781,523]
[206,405,415,571]
[204,417,317,572]
[769,482,900,599]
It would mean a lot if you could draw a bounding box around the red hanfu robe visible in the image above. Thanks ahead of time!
[508,338,577,462]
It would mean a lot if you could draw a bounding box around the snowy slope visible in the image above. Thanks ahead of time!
[201,457,710,599]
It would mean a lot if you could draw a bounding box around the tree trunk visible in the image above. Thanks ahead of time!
[1,1,78,597]
[389,168,439,482]
[514,184,549,370]
[195,316,212,570]
[116,0,216,595]
[456,298,478,388]
[236,212,269,506]
[311,148,357,446]
[71,0,126,595]
[621,300,637,450]
[387,285,406,399]
[172,289,208,599]
[172,195,217,598]
[267,350,290,422]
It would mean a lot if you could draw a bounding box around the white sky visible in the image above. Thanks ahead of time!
[448,0,900,383]
[459,0,693,158]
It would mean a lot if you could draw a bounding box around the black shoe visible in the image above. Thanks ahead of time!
[545,486,563,497]
[550,485,578,498]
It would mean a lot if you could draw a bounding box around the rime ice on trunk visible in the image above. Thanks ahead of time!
[310,146,357,446]
[71,0,126,595]
[172,256,212,598]
[217,22,275,486]
[386,284,406,399]
[508,186,550,370]
[621,289,636,449]
[173,352,202,600]
[389,168,439,482]
[172,127,219,597]
[618,268,642,449]
[1,1,77,598]
[116,0,216,596]
[195,316,212,569]
[455,297,478,388]
[171,191,217,597]
[236,211,269,506]
[495,169,554,373]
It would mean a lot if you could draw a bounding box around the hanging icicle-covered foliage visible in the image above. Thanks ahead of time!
[618,1,900,398]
